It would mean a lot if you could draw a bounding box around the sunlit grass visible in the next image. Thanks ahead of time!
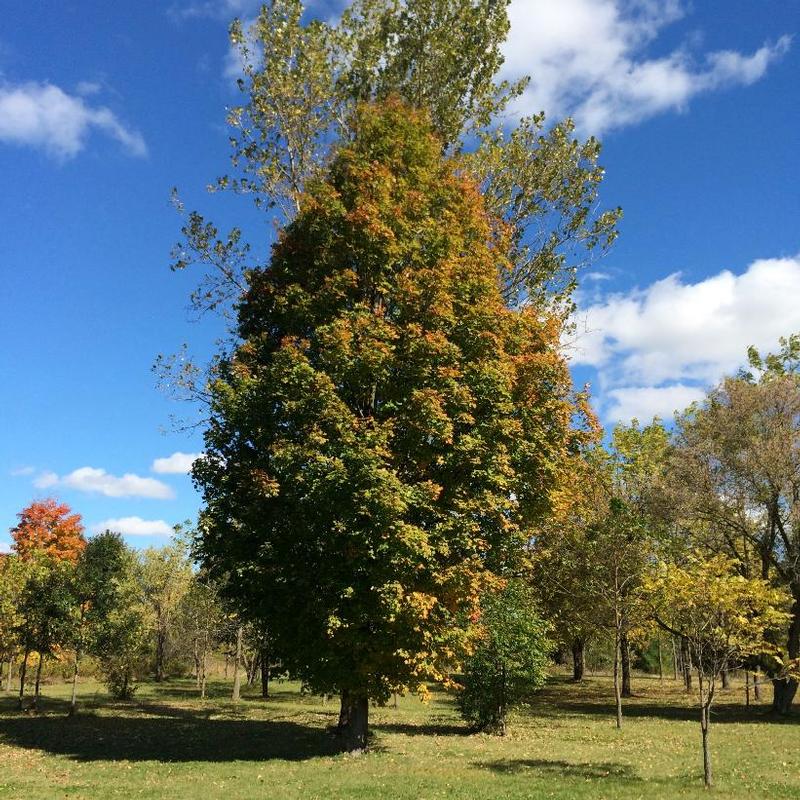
[0,672,797,798]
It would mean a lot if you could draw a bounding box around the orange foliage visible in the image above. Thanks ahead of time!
[11,498,86,563]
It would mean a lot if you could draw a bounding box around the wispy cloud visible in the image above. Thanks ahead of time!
[0,81,147,160]
[33,466,174,499]
[572,254,800,421]
[168,0,263,21]
[91,517,174,537]
[503,0,791,135]
[152,452,201,475]
[10,465,35,477]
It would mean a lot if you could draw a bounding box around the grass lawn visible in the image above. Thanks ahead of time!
[0,673,798,799]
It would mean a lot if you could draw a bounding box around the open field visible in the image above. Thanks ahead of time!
[1,674,798,799]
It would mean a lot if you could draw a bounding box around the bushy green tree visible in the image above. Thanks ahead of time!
[457,580,550,734]
[194,99,589,751]
[92,545,149,700]
[69,532,131,712]
[138,543,192,682]
[14,554,75,710]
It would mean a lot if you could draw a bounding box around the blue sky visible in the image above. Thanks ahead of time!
[1,0,798,551]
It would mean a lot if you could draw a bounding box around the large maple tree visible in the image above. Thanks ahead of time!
[194,99,590,751]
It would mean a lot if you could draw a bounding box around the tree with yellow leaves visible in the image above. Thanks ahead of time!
[645,554,791,788]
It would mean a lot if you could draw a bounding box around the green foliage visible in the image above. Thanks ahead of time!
[457,580,550,732]
[194,100,584,706]
[15,554,76,658]
[138,543,193,681]
[169,0,619,326]
[91,546,149,699]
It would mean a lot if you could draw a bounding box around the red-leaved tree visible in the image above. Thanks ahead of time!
[11,499,86,563]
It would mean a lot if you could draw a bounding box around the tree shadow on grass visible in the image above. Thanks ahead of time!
[477,758,640,781]
[0,704,340,762]
[372,721,469,737]
[536,697,798,725]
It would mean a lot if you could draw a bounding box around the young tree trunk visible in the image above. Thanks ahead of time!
[672,637,679,681]
[745,670,751,708]
[620,631,632,698]
[571,638,585,682]
[32,653,44,711]
[155,627,166,683]
[231,625,243,702]
[193,638,201,688]
[69,649,80,716]
[613,626,623,729]
[17,646,29,709]
[681,637,693,692]
[720,670,730,689]
[657,634,664,683]
[200,652,207,700]
[5,660,12,692]
[700,701,713,788]
[338,693,369,753]
[260,644,270,699]
[753,669,761,701]
[498,661,507,736]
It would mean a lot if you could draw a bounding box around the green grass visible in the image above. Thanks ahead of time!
[0,673,798,798]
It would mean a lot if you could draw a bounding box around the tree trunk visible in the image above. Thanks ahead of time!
[701,702,713,788]
[613,627,623,729]
[657,634,664,683]
[5,659,12,692]
[698,668,714,788]
[200,652,207,699]
[671,637,678,681]
[771,677,798,715]
[32,653,44,711]
[720,670,730,689]
[193,638,201,688]
[155,627,166,683]
[17,646,29,709]
[772,588,800,714]
[620,631,632,697]
[753,669,761,701]
[571,638,585,681]
[260,644,270,698]
[338,693,369,753]
[337,689,351,732]
[745,670,750,708]
[498,661,507,736]
[681,637,692,692]
[69,649,80,716]
[232,625,243,702]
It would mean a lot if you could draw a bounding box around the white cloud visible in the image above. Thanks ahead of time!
[0,542,11,554]
[33,470,59,489]
[574,255,800,384]
[0,81,147,160]
[151,452,201,474]
[169,0,262,21]
[91,517,174,537]
[33,467,174,499]
[503,1,791,134]
[10,466,35,477]
[572,254,800,421]
[606,385,706,423]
